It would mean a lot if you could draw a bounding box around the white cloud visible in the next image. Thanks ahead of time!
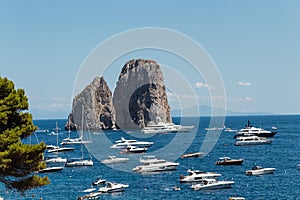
[195,82,209,89]
[238,81,251,86]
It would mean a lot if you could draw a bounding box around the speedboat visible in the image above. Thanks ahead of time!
[65,158,93,167]
[180,152,203,158]
[215,157,244,165]
[234,120,277,138]
[38,166,64,173]
[121,146,147,154]
[92,177,106,186]
[78,191,102,200]
[133,156,179,173]
[101,156,129,164]
[246,166,276,175]
[179,169,222,183]
[224,128,237,132]
[47,146,75,153]
[141,122,194,134]
[190,178,235,190]
[110,137,153,149]
[228,197,245,200]
[98,182,129,193]
[235,136,272,146]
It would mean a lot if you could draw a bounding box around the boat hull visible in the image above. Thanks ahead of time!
[246,168,276,175]
[216,160,244,165]
[235,140,272,146]
[191,181,234,190]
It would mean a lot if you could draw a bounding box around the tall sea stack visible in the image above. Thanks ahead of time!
[113,59,172,129]
[65,76,115,130]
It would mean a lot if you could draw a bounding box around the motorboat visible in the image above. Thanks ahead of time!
[110,137,153,149]
[66,158,93,167]
[78,191,102,200]
[61,136,91,145]
[215,157,244,165]
[121,146,147,154]
[246,166,276,175]
[92,177,106,186]
[179,169,222,183]
[298,164,300,170]
[45,156,67,163]
[38,166,64,173]
[234,120,277,138]
[98,182,129,193]
[205,127,225,131]
[133,156,179,173]
[181,152,203,158]
[190,178,235,190]
[235,136,272,146]
[228,197,245,200]
[224,128,237,132]
[141,122,194,134]
[101,156,129,164]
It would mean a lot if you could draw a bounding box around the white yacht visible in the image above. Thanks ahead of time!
[141,123,194,134]
[180,152,203,158]
[132,156,179,173]
[235,136,272,146]
[65,158,93,167]
[246,166,276,175]
[98,182,129,193]
[121,146,147,154]
[45,156,67,163]
[38,166,64,173]
[190,178,235,190]
[180,169,222,183]
[101,156,129,164]
[234,120,277,138]
[92,177,106,186]
[61,136,92,145]
[110,137,153,149]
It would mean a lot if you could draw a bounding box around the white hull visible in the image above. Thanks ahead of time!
[39,166,64,173]
[45,157,67,163]
[98,182,129,193]
[235,140,272,146]
[180,173,222,183]
[66,160,93,167]
[101,157,129,164]
[246,168,276,175]
[191,181,234,190]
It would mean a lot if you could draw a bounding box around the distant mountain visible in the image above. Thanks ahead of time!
[171,105,274,117]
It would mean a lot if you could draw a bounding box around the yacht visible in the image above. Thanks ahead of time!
[121,146,147,154]
[38,166,64,173]
[61,136,92,145]
[78,191,102,200]
[133,156,179,173]
[98,182,129,193]
[181,152,203,158]
[246,166,276,175]
[235,136,272,146]
[101,156,129,164]
[141,123,194,134]
[45,156,67,163]
[190,178,235,190]
[215,157,244,165]
[65,158,93,167]
[234,120,277,138]
[180,169,222,183]
[110,137,153,149]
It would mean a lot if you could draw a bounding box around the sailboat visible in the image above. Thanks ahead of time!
[61,120,92,145]
[65,106,93,167]
[47,122,75,153]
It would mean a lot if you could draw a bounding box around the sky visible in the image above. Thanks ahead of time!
[0,0,299,119]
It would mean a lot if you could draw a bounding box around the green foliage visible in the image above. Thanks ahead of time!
[0,77,49,194]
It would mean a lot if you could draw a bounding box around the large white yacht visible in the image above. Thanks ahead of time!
[235,136,272,146]
[141,123,194,134]
[190,178,235,190]
[245,166,276,175]
[110,137,153,149]
[132,156,179,173]
[180,169,222,183]
[234,120,277,138]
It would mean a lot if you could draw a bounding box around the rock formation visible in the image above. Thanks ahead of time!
[113,59,172,129]
[65,76,115,130]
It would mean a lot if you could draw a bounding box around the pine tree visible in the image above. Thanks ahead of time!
[0,76,49,194]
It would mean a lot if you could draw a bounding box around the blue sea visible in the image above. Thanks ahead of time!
[1,115,300,200]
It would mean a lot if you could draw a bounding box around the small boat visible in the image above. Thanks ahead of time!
[190,178,235,190]
[215,157,244,165]
[98,182,129,193]
[45,156,67,163]
[228,197,245,200]
[246,166,276,175]
[66,158,93,167]
[92,177,106,186]
[101,156,129,164]
[78,191,102,200]
[205,127,225,131]
[133,156,179,173]
[110,137,153,149]
[298,164,300,170]
[121,146,147,154]
[173,186,181,191]
[235,136,272,146]
[180,169,222,183]
[141,122,194,134]
[224,128,237,132]
[181,152,203,158]
[61,136,92,145]
[39,166,64,173]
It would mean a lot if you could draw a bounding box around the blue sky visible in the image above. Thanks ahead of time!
[1,1,299,119]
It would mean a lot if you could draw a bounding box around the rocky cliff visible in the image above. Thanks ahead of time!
[113,59,172,129]
[65,77,115,130]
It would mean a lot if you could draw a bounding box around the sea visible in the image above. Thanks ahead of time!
[1,115,299,200]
